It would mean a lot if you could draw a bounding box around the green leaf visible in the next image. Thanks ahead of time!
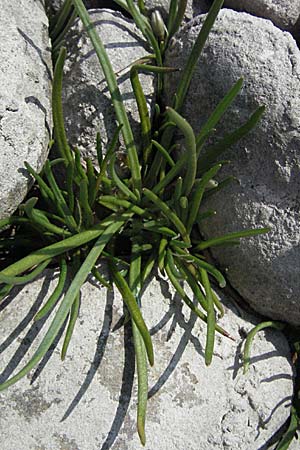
[276,407,299,450]
[0,211,132,391]
[195,227,270,251]
[166,107,196,197]
[243,321,285,374]
[197,106,265,172]
[73,0,142,196]
[111,264,154,366]
[174,0,224,112]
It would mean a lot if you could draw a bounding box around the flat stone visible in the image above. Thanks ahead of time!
[61,9,155,163]
[0,0,52,219]
[164,10,300,325]
[0,268,294,449]
[223,0,300,32]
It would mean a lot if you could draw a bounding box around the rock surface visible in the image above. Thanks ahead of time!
[0,0,52,219]
[134,0,212,21]
[62,9,155,163]
[224,0,300,32]
[0,268,294,449]
[48,0,212,21]
[164,10,300,325]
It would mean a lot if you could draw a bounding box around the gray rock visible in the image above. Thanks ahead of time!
[48,0,212,21]
[62,9,155,163]
[224,0,300,32]
[136,0,212,22]
[0,268,294,449]
[164,10,300,325]
[0,0,52,219]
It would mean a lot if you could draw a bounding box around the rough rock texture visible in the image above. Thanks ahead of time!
[164,10,300,325]
[224,0,300,32]
[0,268,294,449]
[134,0,212,21]
[48,0,212,21]
[0,0,52,219]
[62,9,155,163]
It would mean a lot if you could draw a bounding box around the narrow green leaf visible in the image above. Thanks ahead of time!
[276,407,299,450]
[197,106,265,172]
[143,188,190,245]
[166,107,196,196]
[152,152,187,195]
[200,268,215,366]
[186,163,222,233]
[0,213,122,278]
[243,321,285,374]
[61,292,80,360]
[111,264,154,366]
[196,78,243,152]
[195,227,270,251]
[151,140,175,168]
[110,155,138,202]
[34,259,68,321]
[0,259,51,286]
[132,320,148,446]
[0,212,132,391]
[52,47,73,164]
[73,0,142,195]
[174,0,224,112]
[169,0,187,38]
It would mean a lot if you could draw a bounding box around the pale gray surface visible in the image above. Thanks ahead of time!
[48,0,212,20]
[164,10,300,325]
[0,268,294,449]
[0,0,52,219]
[224,0,300,31]
[62,9,155,163]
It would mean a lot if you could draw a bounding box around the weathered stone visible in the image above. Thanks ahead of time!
[164,10,300,325]
[224,0,300,32]
[0,0,52,219]
[135,0,212,21]
[62,9,155,163]
[0,268,294,449]
[48,0,212,21]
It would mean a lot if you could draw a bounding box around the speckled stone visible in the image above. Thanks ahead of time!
[0,268,294,449]
[164,10,300,325]
[0,0,52,219]
[224,0,300,32]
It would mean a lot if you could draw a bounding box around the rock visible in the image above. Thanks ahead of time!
[0,0,52,219]
[164,10,300,325]
[47,0,212,21]
[62,9,155,163]
[0,268,294,449]
[223,0,300,32]
[134,0,212,22]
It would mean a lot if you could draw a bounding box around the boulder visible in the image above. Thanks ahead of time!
[48,0,212,21]
[224,0,300,33]
[61,9,155,163]
[0,0,52,219]
[0,268,294,449]
[164,10,300,324]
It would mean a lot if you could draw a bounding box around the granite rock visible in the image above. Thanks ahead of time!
[0,268,294,449]
[164,10,300,325]
[61,9,155,163]
[224,0,300,32]
[0,0,52,219]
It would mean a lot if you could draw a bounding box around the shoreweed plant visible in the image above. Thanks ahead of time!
[0,0,281,445]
